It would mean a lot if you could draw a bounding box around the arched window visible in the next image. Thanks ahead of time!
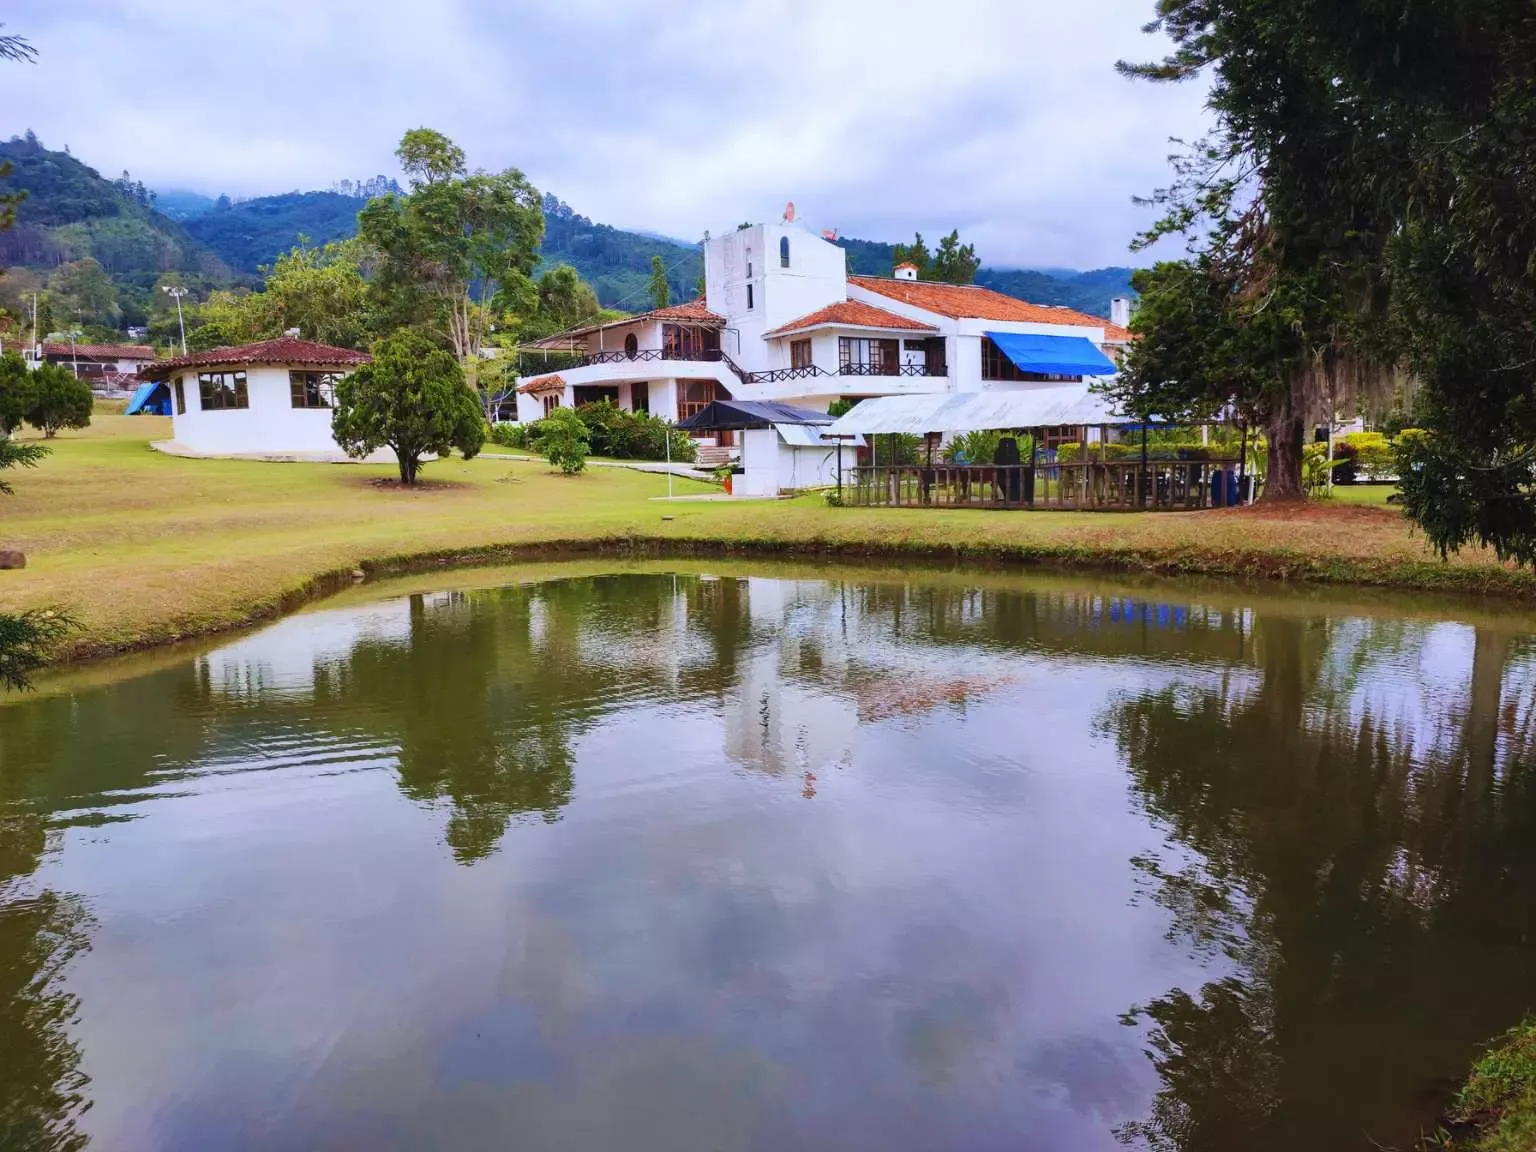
[779,236,790,267]
[624,332,638,358]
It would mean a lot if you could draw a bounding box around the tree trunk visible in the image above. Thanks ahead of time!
[397,452,417,486]
[1261,398,1306,502]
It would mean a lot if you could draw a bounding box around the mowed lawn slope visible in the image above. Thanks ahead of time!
[1,414,1531,660]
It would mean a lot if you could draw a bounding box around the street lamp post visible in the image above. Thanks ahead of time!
[162,285,189,354]
[66,329,81,378]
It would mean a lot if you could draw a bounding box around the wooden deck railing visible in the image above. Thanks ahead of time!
[843,460,1242,511]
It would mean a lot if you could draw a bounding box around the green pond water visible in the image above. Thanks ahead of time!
[2,564,1536,1151]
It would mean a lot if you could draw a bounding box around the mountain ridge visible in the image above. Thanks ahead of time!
[0,136,1135,327]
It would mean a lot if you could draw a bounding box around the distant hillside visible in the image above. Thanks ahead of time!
[0,133,228,287]
[156,189,216,220]
[836,236,1134,318]
[3,134,1134,322]
[182,191,374,270]
[540,195,701,309]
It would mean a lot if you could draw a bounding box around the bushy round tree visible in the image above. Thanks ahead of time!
[23,364,92,439]
[331,329,485,485]
[538,406,589,474]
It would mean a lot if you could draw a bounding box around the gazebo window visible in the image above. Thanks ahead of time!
[289,370,339,409]
[198,370,249,411]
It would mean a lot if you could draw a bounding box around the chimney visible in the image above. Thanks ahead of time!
[1109,297,1132,329]
[893,262,918,281]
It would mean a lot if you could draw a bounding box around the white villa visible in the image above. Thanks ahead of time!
[516,222,1133,446]
[140,337,370,458]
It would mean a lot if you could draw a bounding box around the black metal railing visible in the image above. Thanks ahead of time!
[837,363,947,378]
[746,364,834,384]
[516,346,725,375]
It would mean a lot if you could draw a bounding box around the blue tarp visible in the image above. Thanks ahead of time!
[984,331,1117,378]
[125,381,170,416]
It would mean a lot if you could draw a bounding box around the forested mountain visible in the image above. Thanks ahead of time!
[0,133,1134,334]
[155,189,216,220]
[182,191,376,270]
[0,132,228,287]
[837,235,1133,317]
[539,195,700,309]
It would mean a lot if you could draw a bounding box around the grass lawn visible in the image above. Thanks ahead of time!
[0,414,1532,661]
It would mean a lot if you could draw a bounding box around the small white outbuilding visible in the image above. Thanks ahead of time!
[140,337,371,459]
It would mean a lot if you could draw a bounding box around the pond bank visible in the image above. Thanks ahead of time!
[2,416,1534,667]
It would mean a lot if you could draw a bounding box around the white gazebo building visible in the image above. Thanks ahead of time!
[140,338,371,459]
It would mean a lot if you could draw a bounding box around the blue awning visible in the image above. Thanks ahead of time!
[125,381,170,415]
[984,331,1116,377]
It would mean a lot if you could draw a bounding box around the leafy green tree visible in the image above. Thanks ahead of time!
[1099,259,1281,451]
[931,230,979,284]
[646,255,670,309]
[21,364,91,438]
[331,329,484,484]
[1118,3,1394,500]
[0,350,32,434]
[538,405,589,474]
[891,232,931,278]
[359,129,544,366]
[518,263,601,341]
[47,258,118,329]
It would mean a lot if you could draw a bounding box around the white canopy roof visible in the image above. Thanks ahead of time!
[823,385,1129,436]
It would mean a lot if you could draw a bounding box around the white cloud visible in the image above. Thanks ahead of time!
[0,0,1209,267]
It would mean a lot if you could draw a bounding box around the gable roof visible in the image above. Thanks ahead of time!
[762,300,939,338]
[517,373,567,394]
[141,338,369,381]
[850,276,1112,327]
[41,342,155,361]
[524,298,726,349]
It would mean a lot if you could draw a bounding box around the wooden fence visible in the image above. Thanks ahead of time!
[843,460,1243,511]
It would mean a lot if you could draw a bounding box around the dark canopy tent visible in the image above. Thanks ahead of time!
[675,399,833,432]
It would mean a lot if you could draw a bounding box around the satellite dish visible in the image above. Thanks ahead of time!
[821,228,839,241]
[783,200,796,223]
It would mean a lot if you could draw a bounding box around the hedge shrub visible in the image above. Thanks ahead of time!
[488,401,697,463]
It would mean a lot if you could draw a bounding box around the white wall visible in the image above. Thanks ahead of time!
[737,427,781,496]
[777,440,842,492]
[170,364,346,455]
[705,223,846,373]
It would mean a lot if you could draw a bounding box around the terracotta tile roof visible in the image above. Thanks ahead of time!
[850,276,1117,326]
[523,297,727,349]
[517,373,567,394]
[41,342,155,360]
[647,299,725,324]
[762,299,939,338]
[141,338,369,381]
[1100,320,1132,343]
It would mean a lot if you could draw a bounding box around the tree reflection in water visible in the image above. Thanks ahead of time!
[0,800,93,1151]
[1106,614,1536,1151]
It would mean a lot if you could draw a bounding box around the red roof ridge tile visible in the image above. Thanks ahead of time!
[762,299,938,338]
[141,337,369,381]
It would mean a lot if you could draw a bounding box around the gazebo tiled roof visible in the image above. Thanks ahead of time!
[141,338,369,381]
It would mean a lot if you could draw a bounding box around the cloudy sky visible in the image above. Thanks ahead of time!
[3,0,1210,269]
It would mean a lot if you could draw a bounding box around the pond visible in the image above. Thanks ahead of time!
[3,563,1535,1151]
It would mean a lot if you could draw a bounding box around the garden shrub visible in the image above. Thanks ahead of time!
[942,429,1003,464]
[539,406,590,474]
[488,421,532,450]
[490,402,696,462]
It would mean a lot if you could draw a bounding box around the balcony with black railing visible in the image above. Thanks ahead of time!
[837,362,948,378]
[517,346,727,375]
